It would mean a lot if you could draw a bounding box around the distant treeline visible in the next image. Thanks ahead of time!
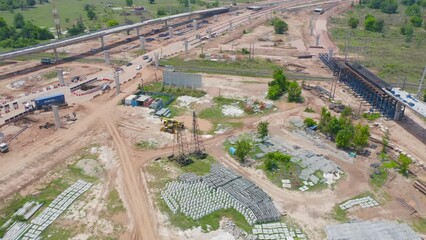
[0,0,49,11]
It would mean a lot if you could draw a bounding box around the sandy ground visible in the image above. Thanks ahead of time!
[0,1,425,240]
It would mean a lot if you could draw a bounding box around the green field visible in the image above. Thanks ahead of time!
[329,4,426,90]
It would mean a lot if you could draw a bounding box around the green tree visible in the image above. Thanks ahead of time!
[380,0,398,13]
[374,18,384,32]
[341,106,353,118]
[318,107,332,131]
[13,12,25,29]
[235,139,252,162]
[405,4,421,16]
[423,90,426,102]
[410,15,423,27]
[369,0,382,8]
[365,14,376,31]
[87,9,97,20]
[304,118,317,127]
[26,0,36,7]
[398,154,412,176]
[266,152,291,163]
[401,0,416,5]
[381,129,390,153]
[149,0,155,3]
[67,18,85,36]
[257,121,269,139]
[125,0,133,6]
[401,24,414,41]
[267,85,282,100]
[272,17,288,34]
[335,126,354,149]
[327,116,342,136]
[353,123,370,151]
[157,9,166,16]
[287,81,302,102]
[272,68,288,92]
[348,16,359,28]
[107,19,119,27]
[264,158,278,171]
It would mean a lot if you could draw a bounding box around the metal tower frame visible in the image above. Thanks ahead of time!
[52,1,63,39]
[191,111,206,158]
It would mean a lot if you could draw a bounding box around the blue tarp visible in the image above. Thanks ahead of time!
[229,147,236,155]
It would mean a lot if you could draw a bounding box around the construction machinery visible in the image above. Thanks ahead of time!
[160,117,183,134]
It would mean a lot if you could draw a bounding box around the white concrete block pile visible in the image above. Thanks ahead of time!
[161,181,259,225]
[339,196,379,210]
[281,179,291,189]
[252,222,308,240]
[21,180,92,240]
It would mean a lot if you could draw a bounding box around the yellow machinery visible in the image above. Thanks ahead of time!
[160,117,184,134]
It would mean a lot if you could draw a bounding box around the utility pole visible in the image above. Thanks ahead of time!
[52,0,62,39]
[417,65,426,99]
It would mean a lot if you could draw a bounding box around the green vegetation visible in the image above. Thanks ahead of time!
[348,16,359,28]
[42,70,57,79]
[304,106,315,113]
[235,139,252,163]
[139,82,206,98]
[366,0,399,14]
[257,121,269,139]
[411,218,426,234]
[381,153,413,176]
[271,17,288,34]
[370,168,389,188]
[364,14,384,32]
[287,80,303,103]
[303,117,317,127]
[40,224,76,240]
[330,3,426,89]
[106,189,126,215]
[267,69,288,100]
[332,204,348,223]
[180,155,216,176]
[362,112,381,121]
[318,107,370,150]
[135,140,158,150]
[259,152,299,188]
[160,57,280,78]
[199,96,243,121]
[381,129,390,153]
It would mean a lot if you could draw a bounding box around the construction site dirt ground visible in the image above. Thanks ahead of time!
[0,3,425,240]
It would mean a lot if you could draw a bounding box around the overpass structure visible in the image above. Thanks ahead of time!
[0,7,229,61]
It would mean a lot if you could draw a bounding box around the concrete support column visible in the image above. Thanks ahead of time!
[57,68,64,85]
[52,105,61,129]
[315,35,320,46]
[136,27,140,37]
[394,102,402,120]
[328,48,333,61]
[104,50,110,65]
[184,39,189,54]
[114,71,120,94]
[193,19,198,30]
[214,15,218,22]
[100,36,105,49]
[139,36,145,50]
[53,48,59,62]
[154,52,160,67]
[310,26,314,36]
[229,20,233,31]
[207,28,212,40]
[248,16,252,24]
[168,27,173,38]
[165,20,168,28]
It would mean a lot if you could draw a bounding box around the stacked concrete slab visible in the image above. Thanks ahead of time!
[339,196,379,210]
[253,222,308,240]
[325,221,421,240]
[161,164,281,225]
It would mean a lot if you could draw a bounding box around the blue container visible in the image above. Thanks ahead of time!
[229,147,236,155]
[34,93,65,109]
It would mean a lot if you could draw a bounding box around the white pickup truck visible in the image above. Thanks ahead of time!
[0,143,9,153]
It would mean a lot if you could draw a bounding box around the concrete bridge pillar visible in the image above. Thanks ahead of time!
[139,37,145,50]
[100,36,105,49]
[207,28,212,40]
[248,16,252,24]
[114,71,120,94]
[394,102,403,120]
[315,35,320,46]
[165,20,168,28]
[214,15,218,22]
[193,19,198,30]
[136,27,140,37]
[53,48,59,62]
[184,39,189,54]
[229,20,233,31]
[328,48,333,61]
[104,50,110,65]
[57,68,64,85]
[52,105,61,129]
[154,52,160,67]
[168,27,173,38]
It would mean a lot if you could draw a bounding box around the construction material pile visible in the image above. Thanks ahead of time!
[325,221,421,240]
[161,164,281,225]
[339,196,379,210]
[253,222,308,240]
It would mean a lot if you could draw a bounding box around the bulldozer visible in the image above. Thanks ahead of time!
[160,117,184,134]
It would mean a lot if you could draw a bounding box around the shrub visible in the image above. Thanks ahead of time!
[348,16,359,28]
[304,118,317,127]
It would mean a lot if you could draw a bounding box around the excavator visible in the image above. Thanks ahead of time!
[160,117,184,134]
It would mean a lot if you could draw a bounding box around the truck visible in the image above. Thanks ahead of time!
[34,93,66,110]
[40,58,55,64]
[0,143,9,153]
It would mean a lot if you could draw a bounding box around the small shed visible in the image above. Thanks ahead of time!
[125,95,137,106]
[136,95,153,107]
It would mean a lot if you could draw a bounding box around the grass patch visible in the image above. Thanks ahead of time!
[362,112,381,121]
[370,168,388,188]
[329,5,426,91]
[40,223,82,240]
[168,103,187,117]
[304,107,315,113]
[42,70,58,79]
[411,218,426,234]
[332,204,348,223]
[199,96,244,121]
[139,82,206,98]
[106,189,126,215]
[179,155,216,176]
[160,57,280,78]
[135,140,158,150]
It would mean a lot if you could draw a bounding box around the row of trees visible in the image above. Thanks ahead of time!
[317,107,370,151]
[362,0,399,14]
[0,16,53,48]
[347,14,384,32]
[0,0,49,11]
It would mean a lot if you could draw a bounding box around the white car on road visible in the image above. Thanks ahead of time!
[136,65,142,70]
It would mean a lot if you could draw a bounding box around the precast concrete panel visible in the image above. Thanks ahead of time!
[163,71,202,89]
